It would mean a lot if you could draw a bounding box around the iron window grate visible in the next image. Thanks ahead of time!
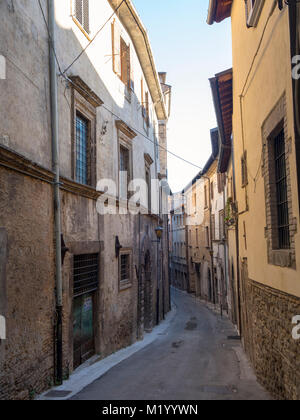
[120,254,130,283]
[274,129,290,249]
[75,0,90,33]
[74,254,99,297]
[76,113,88,185]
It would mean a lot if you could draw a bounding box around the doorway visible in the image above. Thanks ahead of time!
[73,253,99,369]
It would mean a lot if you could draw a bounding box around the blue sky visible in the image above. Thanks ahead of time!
[133,0,232,192]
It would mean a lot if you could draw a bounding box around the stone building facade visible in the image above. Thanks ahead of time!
[0,0,171,400]
[208,0,300,400]
[184,130,229,307]
[170,194,188,291]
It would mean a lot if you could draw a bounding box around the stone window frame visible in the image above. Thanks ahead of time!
[116,120,137,202]
[71,76,103,189]
[262,94,297,269]
[119,248,133,292]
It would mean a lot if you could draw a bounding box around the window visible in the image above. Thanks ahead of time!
[119,145,130,200]
[71,76,102,188]
[111,21,133,99]
[219,210,225,240]
[211,214,216,241]
[246,0,264,27]
[120,37,130,86]
[204,185,208,208]
[211,181,214,200]
[262,95,296,268]
[75,114,89,185]
[192,191,197,212]
[205,226,210,248]
[241,152,248,187]
[145,167,151,212]
[274,129,290,249]
[74,0,90,34]
[119,250,132,290]
[73,254,99,297]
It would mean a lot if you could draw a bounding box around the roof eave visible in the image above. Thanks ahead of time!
[107,0,167,121]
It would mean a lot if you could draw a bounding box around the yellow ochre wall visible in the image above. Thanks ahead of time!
[231,1,300,298]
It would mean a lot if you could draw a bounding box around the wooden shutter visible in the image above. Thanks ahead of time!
[83,0,90,33]
[130,45,134,91]
[75,0,83,25]
[111,20,121,77]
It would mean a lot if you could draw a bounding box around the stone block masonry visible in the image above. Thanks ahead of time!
[243,278,300,400]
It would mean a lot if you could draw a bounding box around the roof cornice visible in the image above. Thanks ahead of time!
[207,0,233,25]
[107,0,167,121]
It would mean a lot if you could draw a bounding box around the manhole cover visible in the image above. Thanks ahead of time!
[45,390,72,398]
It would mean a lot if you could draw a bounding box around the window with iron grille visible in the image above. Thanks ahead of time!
[274,129,290,249]
[119,251,132,289]
[73,254,99,297]
[75,0,90,34]
[75,113,89,185]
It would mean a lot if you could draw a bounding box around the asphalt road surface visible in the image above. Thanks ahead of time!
[71,288,271,400]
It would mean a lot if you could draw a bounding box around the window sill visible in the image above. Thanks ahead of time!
[119,281,132,292]
[268,249,295,269]
[72,16,92,42]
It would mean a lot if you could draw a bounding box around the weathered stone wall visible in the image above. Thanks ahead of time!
[241,271,300,400]
[0,167,55,400]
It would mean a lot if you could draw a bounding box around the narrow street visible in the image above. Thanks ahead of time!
[71,289,270,401]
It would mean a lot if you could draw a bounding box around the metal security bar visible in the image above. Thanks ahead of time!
[120,254,130,283]
[76,114,88,185]
[274,129,290,249]
[75,0,90,33]
[74,254,99,297]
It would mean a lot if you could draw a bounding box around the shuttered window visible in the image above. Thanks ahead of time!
[75,0,90,34]
[111,21,133,93]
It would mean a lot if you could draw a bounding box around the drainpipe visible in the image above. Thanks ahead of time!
[231,136,242,336]
[288,1,300,213]
[48,0,63,385]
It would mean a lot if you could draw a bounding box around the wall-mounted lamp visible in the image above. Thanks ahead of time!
[155,226,164,242]
[101,121,109,138]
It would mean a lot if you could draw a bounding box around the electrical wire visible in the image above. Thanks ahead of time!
[38,1,203,171]
[38,0,63,75]
[62,0,126,75]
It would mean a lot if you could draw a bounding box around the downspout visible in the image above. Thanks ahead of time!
[223,185,229,315]
[48,0,63,385]
[288,1,300,213]
[231,136,242,335]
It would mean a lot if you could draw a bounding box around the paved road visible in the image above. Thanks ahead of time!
[71,289,271,400]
